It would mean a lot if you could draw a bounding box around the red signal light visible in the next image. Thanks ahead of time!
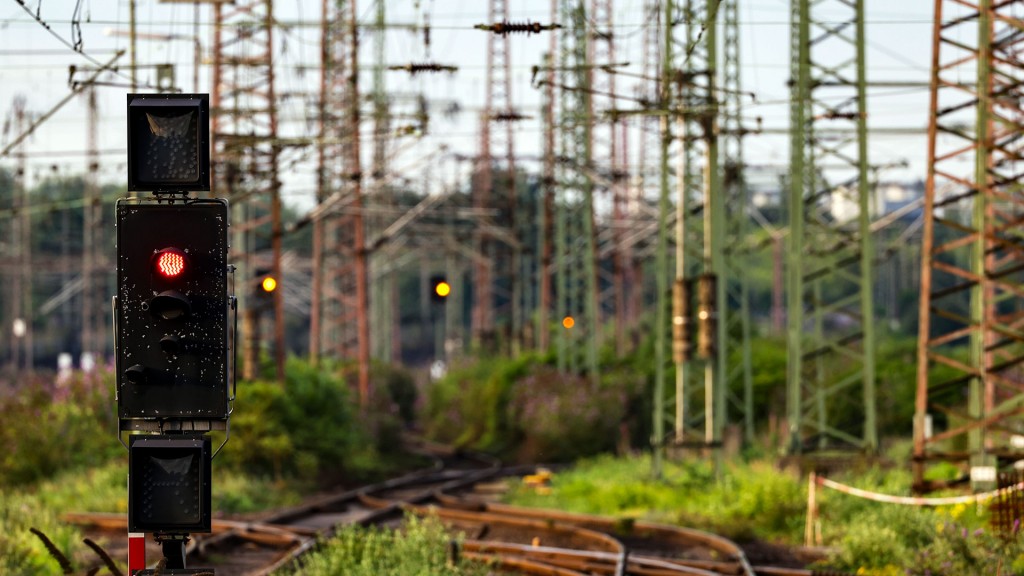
[155,248,187,279]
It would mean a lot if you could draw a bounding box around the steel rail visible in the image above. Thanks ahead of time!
[63,447,835,576]
[433,496,756,576]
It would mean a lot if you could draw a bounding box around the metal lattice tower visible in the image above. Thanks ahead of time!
[474,0,509,349]
[211,0,284,380]
[556,0,600,383]
[82,87,105,364]
[652,0,674,472]
[590,0,630,353]
[721,0,754,444]
[6,97,32,374]
[632,0,660,334]
[662,0,724,449]
[536,0,559,353]
[369,0,398,364]
[914,0,1024,490]
[786,0,877,454]
[313,0,354,364]
[313,0,370,405]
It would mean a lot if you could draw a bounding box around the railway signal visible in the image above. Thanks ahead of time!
[115,199,231,422]
[431,275,450,303]
[261,275,278,294]
[120,93,228,573]
[128,435,212,534]
[127,93,210,192]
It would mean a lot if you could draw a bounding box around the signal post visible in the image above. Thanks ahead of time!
[116,94,233,574]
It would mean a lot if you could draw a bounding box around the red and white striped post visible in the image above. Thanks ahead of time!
[128,473,144,573]
[128,531,146,573]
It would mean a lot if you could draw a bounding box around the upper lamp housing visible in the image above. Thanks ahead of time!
[127,93,210,192]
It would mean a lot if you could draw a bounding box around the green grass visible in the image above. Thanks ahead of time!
[507,453,804,541]
[287,514,491,576]
[0,359,419,574]
[503,453,1024,575]
[0,458,306,575]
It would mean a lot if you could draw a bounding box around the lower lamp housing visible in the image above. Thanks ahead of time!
[128,435,211,534]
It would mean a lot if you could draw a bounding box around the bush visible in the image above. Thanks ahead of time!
[288,514,490,576]
[375,362,418,426]
[220,358,376,482]
[0,371,119,486]
[220,357,416,484]
[508,365,643,461]
[908,523,1024,575]
[423,355,534,452]
[827,505,935,572]
[700,461,806,540]
[424,354,645,462]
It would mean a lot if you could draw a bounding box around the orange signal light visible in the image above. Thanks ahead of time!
[562,316,575,329]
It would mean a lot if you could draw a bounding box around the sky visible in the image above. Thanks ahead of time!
[0,0,935,213]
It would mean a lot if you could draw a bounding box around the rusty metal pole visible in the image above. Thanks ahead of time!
[267,0,285,382]
[534,0,558,353]
[83,87,102,364]
[912,0,1024,490]
[350,0,371,410]
[310,0,332,367]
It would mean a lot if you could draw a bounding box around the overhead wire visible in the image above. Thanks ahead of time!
[0,0,935,199]
[8,0,157,89]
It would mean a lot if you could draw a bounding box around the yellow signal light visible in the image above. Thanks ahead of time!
[434,281,451,298]
[261,276,277,293]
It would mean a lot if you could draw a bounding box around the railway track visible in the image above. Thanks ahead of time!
[66,448,843,576]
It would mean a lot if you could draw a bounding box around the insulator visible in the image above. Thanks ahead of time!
[610,169,630,182]
[479,20,561,36]
[492,111,529,123]
[388,62,458,76]
[672,278,692,363]
[696,274,717,359]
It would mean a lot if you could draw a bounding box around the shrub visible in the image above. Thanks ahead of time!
[907,523,1024,575]
[702,461,806,540]
[424,354,645,462]
[827,505,935,572]
[288,514,490,576]
[219,358,376,482]
[219,357,416,483]
[0,370,119,486]
[507,365,643,461]
[375,362,418,426]
[423,355,534,452]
